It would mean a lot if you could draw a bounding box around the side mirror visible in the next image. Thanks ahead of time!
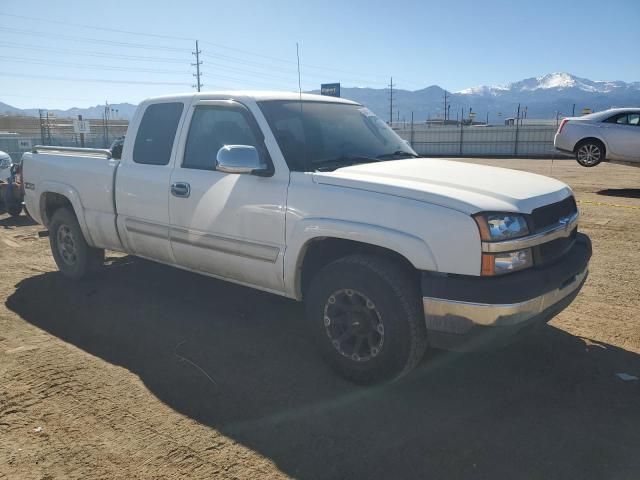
[215,145,268,175]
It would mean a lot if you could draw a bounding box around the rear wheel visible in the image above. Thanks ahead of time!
[3,183,22,216]
[575,140,605,167]
[305,254,427,384]
[49,207,104,279]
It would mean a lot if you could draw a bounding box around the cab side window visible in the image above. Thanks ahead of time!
[133,102,184,165]
[183,106,260,170]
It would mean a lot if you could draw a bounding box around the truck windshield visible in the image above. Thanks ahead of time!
[258,100,418,171]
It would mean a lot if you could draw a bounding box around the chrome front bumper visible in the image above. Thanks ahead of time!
[423,267,588,332]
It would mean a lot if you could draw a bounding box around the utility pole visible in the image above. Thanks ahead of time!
[443,90,450,121]
[38,109,46,145]
[388,76,395,125]
[572,103,576,116]
[105,101,110,146]
[45,111,52,144]
[192,40,203,92]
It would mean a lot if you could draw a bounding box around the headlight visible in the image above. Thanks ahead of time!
[474,213,529,241]
[474,212,533,276]
[481,249,533,276]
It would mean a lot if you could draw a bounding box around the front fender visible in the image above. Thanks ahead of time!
[38,181,96,247]
[284,217,438,299]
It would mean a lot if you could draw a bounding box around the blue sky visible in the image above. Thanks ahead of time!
[1,0,639,109]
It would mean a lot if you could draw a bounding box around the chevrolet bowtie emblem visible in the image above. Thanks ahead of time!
[559,215,571,226]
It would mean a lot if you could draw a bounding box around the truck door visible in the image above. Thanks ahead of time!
[168,100,287,292]
[116,101,186,264]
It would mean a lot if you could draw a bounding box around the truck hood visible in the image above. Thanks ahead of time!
[312,158,573,214]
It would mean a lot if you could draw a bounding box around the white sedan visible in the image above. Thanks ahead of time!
[554,108,640,167]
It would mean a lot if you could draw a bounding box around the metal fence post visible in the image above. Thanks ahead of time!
[410,112,414,148]
[459,109,464,156]
[514,104,520,156]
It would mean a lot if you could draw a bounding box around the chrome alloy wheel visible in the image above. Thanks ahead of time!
[323,289,384,362]
[577,143,602,166]
[56,224,78,265]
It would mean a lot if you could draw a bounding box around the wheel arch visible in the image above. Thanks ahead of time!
[285,219,438,300]
[574,136,608,158]
[38,182,95,246]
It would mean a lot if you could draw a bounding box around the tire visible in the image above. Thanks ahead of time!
[49,207,104,279]
[575,140,605,167]
[305,254,427,384]
[3,184,21,216]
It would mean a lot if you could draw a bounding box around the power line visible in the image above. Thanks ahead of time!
[0,41,189,64]
[0,20,392,86]
[0,55,189,75]
[0,72,190,86]
[0,12,194,42]
[0,41,188,64]
[0,26,189,52]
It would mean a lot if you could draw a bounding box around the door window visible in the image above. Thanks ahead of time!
[183,106,261,170]
[133,102,184,165]
[604,112,640,126]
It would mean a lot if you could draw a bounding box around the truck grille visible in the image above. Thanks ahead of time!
[531,196,578,266]
[531,196,577,231]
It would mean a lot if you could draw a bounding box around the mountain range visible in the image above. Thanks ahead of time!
[1,73,639,124]
[335,73,640,123]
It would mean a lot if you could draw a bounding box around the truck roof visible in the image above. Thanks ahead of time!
[142,91,361,105]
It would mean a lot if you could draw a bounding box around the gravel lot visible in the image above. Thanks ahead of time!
[1,158,639,480]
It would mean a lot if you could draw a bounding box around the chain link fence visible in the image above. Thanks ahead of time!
[393,123,561,157]
[0,115,128,161]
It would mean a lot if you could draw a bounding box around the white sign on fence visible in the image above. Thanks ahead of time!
[73,119,91,134]
[18,139,32,149]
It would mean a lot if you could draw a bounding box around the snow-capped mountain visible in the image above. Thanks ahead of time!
[331,73,640,122]
[457,73,639,96]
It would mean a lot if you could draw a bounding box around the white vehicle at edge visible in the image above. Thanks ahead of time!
[554,108,640,167]
[21,91,591,384]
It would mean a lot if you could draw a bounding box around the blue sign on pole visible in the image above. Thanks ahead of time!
[320,83,341,97]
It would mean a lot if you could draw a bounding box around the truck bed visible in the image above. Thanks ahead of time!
[22,146,123,251]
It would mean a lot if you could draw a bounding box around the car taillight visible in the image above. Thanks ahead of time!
[557,118,569,134]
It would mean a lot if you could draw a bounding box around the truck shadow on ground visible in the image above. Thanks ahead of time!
[6,257,640,480]
[0,214,37,229]
[596,188,640,199]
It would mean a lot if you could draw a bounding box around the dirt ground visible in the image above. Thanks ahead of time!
[1,158,639,480]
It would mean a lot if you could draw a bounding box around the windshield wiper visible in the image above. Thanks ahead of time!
[376,150,420,160]
[314,155,382,171]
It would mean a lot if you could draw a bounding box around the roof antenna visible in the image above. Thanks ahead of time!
[296,42,302,100]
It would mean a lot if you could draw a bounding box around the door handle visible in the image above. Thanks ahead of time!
[170,182,191,198]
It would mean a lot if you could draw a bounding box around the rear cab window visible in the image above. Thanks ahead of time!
[133,102,184,165]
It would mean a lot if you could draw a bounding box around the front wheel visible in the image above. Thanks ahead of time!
[305,254,427,384]
[49,207,104,279]
[575,140,605,167]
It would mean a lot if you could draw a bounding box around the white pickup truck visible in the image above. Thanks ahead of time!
[22,92,591,384]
